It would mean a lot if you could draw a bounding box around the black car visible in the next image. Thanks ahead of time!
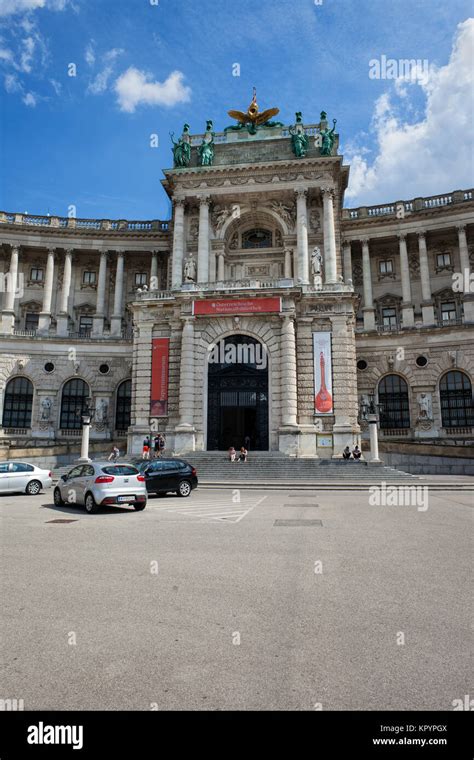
[134,458,198,497]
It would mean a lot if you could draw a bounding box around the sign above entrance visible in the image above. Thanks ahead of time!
[193,297,281,316]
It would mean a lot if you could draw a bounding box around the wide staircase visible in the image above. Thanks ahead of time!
[179,451,417,486]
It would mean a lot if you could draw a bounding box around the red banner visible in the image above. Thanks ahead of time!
[193,297,281,316]
[150,338,169,416]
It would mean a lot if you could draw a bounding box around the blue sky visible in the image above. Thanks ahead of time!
[0,0,473,220]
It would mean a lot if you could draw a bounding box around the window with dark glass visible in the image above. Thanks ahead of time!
[440,371,473,428]
[135,272,147,286]
[30,267,43,282]
[25,313,39,332]
[378,375,410,429]
[82,270,97,285]
[79,316,93,336]
[60,378,89,430]
[116,380,131,431]
[440,302,457,322]
[241,229,273,249]
[379,259,393,274]
[2,377,33,429]
[382,307,398,328]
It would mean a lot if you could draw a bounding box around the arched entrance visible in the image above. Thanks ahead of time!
[207,335,269,451]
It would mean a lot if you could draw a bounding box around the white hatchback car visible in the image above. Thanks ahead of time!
[54,461,147,513]
[0,461,53,495]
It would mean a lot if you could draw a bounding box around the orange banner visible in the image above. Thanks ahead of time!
[193,297,281,316]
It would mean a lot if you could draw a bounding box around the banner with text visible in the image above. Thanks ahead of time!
[151,338,170,416]
[313,332,333,415]
[193,297,281,316]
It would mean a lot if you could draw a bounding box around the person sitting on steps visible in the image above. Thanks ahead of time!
[352,445,362,460]
[342,446,351,460]
[238,447,248,462]
[228,446,236,462]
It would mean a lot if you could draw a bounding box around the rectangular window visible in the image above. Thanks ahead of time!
[135,272,147,286]
[25,313,39,332]
[30,267,44,281]
[379,259,393,274]
[441,302,457,322]
[82,271,97,285]
[437,253,451,268]
[79,316,93,335]
[382,308,398,328]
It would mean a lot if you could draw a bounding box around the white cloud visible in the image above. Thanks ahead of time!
[49,76,61,95]
[85,41,95,67]
[103,47,123,63]
[4,71,20,91]
[114,67,191,113]
[0,0,70,15]
[345,18,474,205]
[22,90,37,106]
[87,64,113,95]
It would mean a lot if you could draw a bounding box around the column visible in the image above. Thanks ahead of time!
[368,414,381,463]
[280,316,298,427]
[1,244,19,333]
[38,248,55,334]
[398,233,414,327]
[342,241,353,284]
[458,225,474,322]
[171,199,185,289]
[175,318,196,453]
[284,247,293,279]
[197,197,210,284]
[92,250,108,335]
[322,188,337,284]
[57,248,73,337]
[418,232,435,326]
[150,250,159,291]
[217,251,225,281]
[111,250,125,337]
[295,189,309,284]
[361,238,375,330]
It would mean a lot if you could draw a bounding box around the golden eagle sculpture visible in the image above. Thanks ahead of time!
[226,88,282,134]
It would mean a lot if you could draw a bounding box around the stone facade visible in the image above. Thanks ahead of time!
[0,114,472,459]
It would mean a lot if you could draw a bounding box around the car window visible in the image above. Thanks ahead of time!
[148,461,164,472]
[163,461,178,471]
[10,463,34,472]
[0,463,9,473]
[83,465,95,476]
[67,466,84,479]
[101,465,139,476]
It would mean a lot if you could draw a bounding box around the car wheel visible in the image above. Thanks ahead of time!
[53,487,64,506]
[26,480,41,496]
[84,493,99,514]
[177,480,191,497]
[134,502,146,511]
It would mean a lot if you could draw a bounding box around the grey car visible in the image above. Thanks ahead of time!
[0,461,53,495]
[53,461,147,514]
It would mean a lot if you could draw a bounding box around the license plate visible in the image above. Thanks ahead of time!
[118,495,135,502]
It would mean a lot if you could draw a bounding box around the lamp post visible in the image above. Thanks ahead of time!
[77,397,94,463]
[360,395,382,464]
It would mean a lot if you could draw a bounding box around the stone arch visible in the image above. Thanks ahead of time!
[2,374,35,429]
[219,205,290,243]
[376,372,411,430]
[57,376,91,431]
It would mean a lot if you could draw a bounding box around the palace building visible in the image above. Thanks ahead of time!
[1,97,473,470]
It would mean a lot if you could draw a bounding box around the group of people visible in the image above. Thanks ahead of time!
[342,445,362,460]
[228,446,248,462]
[142,434,166,460]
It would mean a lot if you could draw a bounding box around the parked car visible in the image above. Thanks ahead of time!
[133,458,198,497]
[0,461,53,495]
[53,462,147,514]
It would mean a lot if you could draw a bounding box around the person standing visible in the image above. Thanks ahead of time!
[153,436,160,458]
[142,436,151,460]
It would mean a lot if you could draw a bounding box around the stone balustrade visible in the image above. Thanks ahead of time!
[0,212,169,232]
[344,189,473,220]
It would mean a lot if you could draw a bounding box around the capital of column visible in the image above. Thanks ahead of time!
[198,196,211,207]
[321,187,335,199]
[99,249,109,260]
[64,247,74,257]
[295,188,308,199]
[173,197,185,208]
[417,230,427,241]
[397,232,407,242]
[116,249,125,259]
[359,237,370,250]
[456,223,466,233]
[10,244,20,256]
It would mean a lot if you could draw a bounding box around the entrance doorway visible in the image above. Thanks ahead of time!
[207,335,269,451]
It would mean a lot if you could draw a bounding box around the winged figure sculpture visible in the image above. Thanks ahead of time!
[226,88,281,133]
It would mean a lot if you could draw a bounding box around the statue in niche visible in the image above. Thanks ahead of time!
[198,120,215,166]
[289,112,309,158]
[311,246,323,276]
[310,209,321,231]
[170,123,191,168]
[184,253,197,282]
[96,399,109,424]
[417,393,433,421]
[40,397,52,421]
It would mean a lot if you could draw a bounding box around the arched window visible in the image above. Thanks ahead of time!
[378,374,410,429]
[116,380,132,431]
[2,377,33,429]
[440,371,473,428]
[60,379,89,430]
[241,228,272,249]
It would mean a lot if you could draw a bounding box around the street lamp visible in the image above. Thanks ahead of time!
[77,397,94,463]
[360,394,383,464]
